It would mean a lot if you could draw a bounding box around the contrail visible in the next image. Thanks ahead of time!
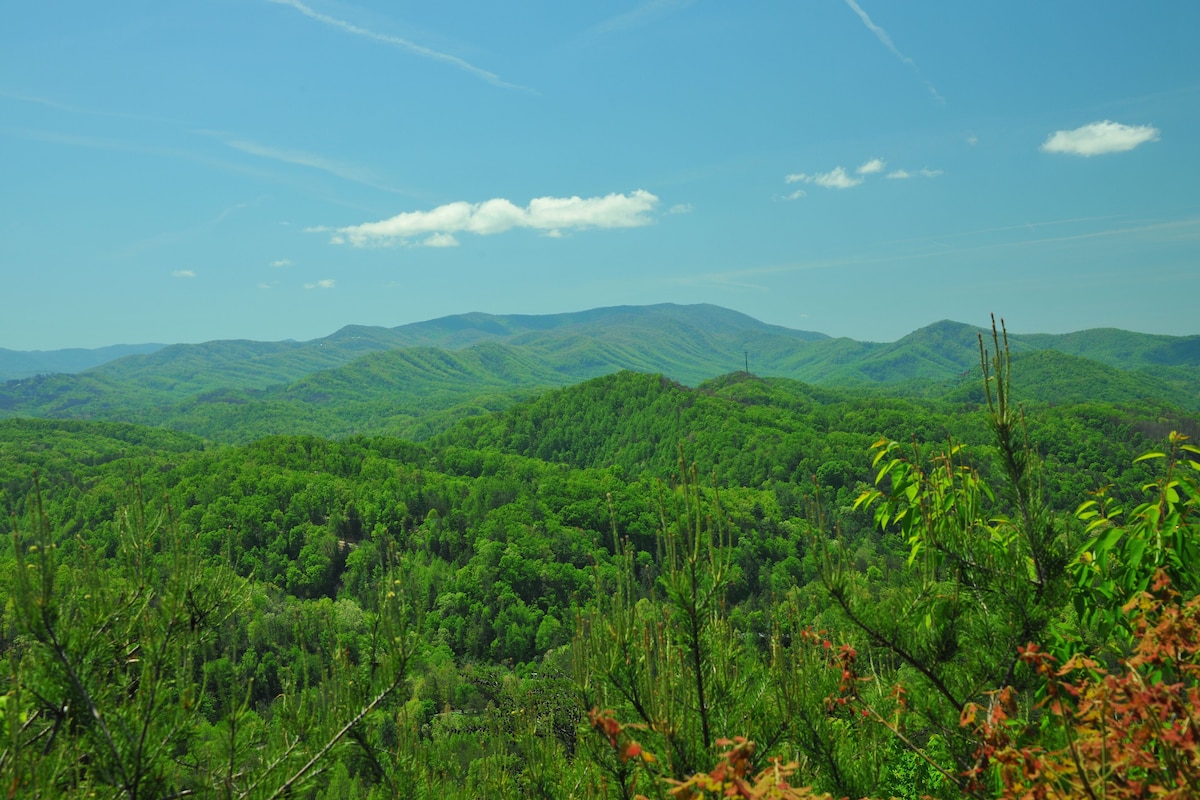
[592,0,696,34]
[266,0,534,93]
[841,0,943,103]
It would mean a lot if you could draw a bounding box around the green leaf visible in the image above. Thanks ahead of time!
[1134,451,1167,463]
[1125,537,1147,576]
[872,447,892,469]
[1088,526,1125,560]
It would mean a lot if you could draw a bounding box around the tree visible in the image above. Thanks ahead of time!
[575,453,780,795]
[4,479,415,799]
[812,319,1070,786]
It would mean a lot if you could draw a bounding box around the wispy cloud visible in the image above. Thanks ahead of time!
[326,190,660,247]
[665,215,1200,289]
[270,258,293,267]
[0,90,169,124]
[172,270,196,278]
[4,92,409,197]
[304,279,336,289]
[265,0,532,92]
[669,203,694,214]
[786,158,939,195]
[0,127,287,183]
[223,137,390,188]
[1040,120,1160,157]
[186,130,421,194]
[880,213,1125,246]
[106,202,248,260]
[891,217,1200,268]
[841,0,943,103]
[592,0,695,34]
[786,167,863,190]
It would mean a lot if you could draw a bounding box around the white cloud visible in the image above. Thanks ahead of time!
[814,168,862,189]
[886,168,941,180]
[422,232,459,247]
[270,258,293,267]
[669,203,694,214]
[172,269,196,278]
[330,190,659,247]
[783,189,807,201]
[304,279,335,289]
[1040,120,1160,157]
[966,134,979,146]
[790,160,938,189]
[265,0,531,92]
[786,167,863,190]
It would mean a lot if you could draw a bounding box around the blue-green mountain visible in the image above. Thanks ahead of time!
[2,304,1196,442]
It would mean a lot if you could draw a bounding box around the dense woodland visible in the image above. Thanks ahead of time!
[2,317,1199,798]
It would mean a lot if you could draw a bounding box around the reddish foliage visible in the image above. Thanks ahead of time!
[667,738,837,800]
[963,572,1200,799]
[588,707,657,766]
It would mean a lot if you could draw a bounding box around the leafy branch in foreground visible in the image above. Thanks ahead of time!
[1072,430,1200,639]
[814,320,1200,797]
[816,318,1070,785]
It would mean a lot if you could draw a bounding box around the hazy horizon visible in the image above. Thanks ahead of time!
[4,303,1194,356]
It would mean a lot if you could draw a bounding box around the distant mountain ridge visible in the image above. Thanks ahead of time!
[0,343,166,380]
[6,306,1197,382]
[2,305,1197,442]
[3,304,826,384]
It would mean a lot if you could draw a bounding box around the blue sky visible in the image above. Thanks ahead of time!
[3,1,1197,350]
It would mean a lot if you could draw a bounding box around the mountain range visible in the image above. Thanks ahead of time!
[2,304,1197,443]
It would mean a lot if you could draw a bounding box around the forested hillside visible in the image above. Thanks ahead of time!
[4,322,1198,798]
[4,306,1198,447]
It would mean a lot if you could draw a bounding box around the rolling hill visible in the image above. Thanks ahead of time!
[1,305,1196,442]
